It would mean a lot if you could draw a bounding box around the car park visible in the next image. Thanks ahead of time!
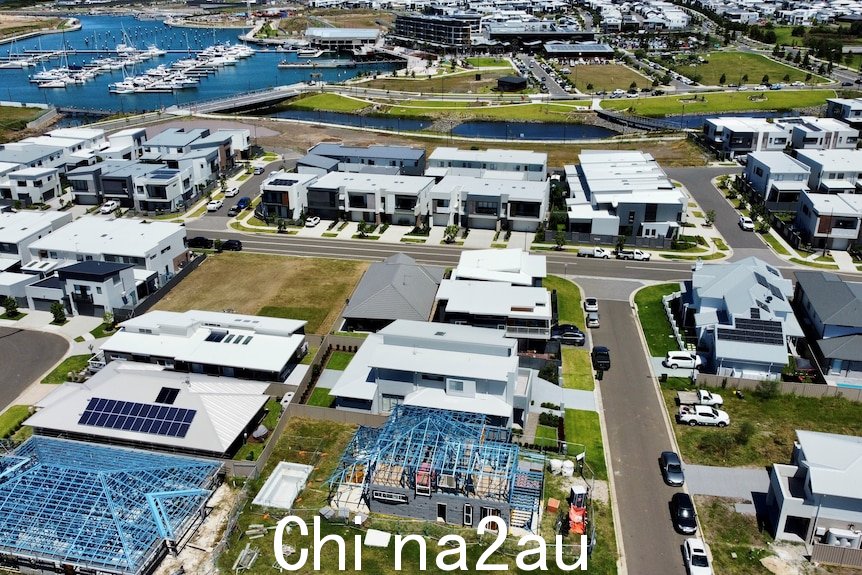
[660,451,685,486]
[224,187,239,197]
[306,216,321,227]
[671,492,698,534]
[683,538,713,575]
[583,297,599,313]
[187,236,214,249]
[99,200,120,214]
[551,324,586,346]
[591,346,611,370]
[738,216,755,231]
[206,200,223,212]
[219,239,242,251]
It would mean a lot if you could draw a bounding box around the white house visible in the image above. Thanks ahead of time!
[796,192,862,251]
[429,175,549,232]
[426,147,548,181]
[451,248,546,287]
[0,210,73,270]
[328,320,535,427]
[794,149,862,194]
[101,127,147,161]
[24,260,139,317]
[744,151,810,204]
[259,171,320,221]
[703,117,790,159]
[133,166,194,213]
[7,167,62,205]
[305,172,435,224]
[825,97,862,129]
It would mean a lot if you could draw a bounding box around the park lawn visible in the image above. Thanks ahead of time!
[153,253,366,334]
[387,102,586,122]
[667,51,825,86]
[286,93,369,112]
[772,26,797,46]
[465,57,510,68]
[41,354,90,384]
[89,322,117,339]
[544,275,585,327]
[567,63,651,93]
[634,283,681,357]
[603,89,836,117]
[0,405,30,439]
[535,424,558,448]
[325,350,354,371]
[363,69,516,94]
[306,386,334,407]
[562,348,594,391]
[0,106,47,143]
[565,409,607,481]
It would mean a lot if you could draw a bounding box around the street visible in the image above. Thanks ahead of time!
[0,328,68,409]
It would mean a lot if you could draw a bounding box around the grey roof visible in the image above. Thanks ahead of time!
[797,430,862,500]
[0,143,63,165]
[818,335,862,361]
[298,154,339,170]
[795,271,862,328]
[544,42,614,54]
[144,128,209,148]
[309,143,425,162]
[343,253,445,322]
[337,163,401,175]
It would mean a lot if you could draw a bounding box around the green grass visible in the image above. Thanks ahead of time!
[567,63,651,92]
[661,252,727,261]
[665,51,826,86]
[386,101,586,122]
[535,424,558,448]
[789,257,839,269]
[0,106,47,142]
[299,345,319,365]
[89,322,116,339]
[602,89,836,118]
[325,350,354,371]
[562,348,594,391]
[400,237,426,243]
[306,386,334,407]
[544,275,585,327]
[465,56,509,67]
[286,93,369,113]
[696,496,773,575]
[663,381,862,467]
[258,306,330,333]
[322,232,339,237]
[634,283,681,357]
[232,399,284,461]
[712,237,729,251]
[2,311,26,321]
[362,69,517,94]
[0,406,30,439]
[565,409,607,481]
[74,335,84,342]
[41,354,90,384]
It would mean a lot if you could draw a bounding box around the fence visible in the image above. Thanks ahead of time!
[542,230,674,250]
[114,254,207,321]
[662,291,685,351]
[695,373,862,402]
[285,403,388,427]
[812,543,862,568]
[26,107,59,131]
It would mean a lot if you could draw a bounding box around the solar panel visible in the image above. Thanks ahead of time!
[735,318,784,333]
[78,398,194,438]
[716,327,784,346]
[155,387,180,405]
[750,307,761,319]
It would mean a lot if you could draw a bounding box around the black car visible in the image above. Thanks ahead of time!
[187,236,214,249]
[591,346,611,371]
[551,324,586,346]
[842,81,854,87]
[671,492,698,534]
[220,239,243,251]
[660,451,685,486]
[227,206,239,217]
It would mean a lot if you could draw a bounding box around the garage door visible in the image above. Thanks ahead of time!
[31,298,58,312]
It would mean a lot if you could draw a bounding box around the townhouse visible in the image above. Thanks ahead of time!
[703,117,791,160]
[825,97,862,130]
[24,260,139,317]
[258,171,320,221]
[5,166,62,205]
[796,193,862,251]
[299,143,426,176]
[429,175,549,232]
[743,151,811,204]
[794,149,862,194]
[451,248,546,287]
[67,160,164,207]
[426,147,547,181]
[99,127,147,161]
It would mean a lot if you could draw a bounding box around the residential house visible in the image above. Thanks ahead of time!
[681,257,803,379]
[141,128,236,174]
[0,210,72,304]
[100,127,147,161]
[702,117,790,159]
[794,149,862,194]
[796,192,862,250]
[328,320,535,427]
[785,117,858,151]
[429,175,549,232]
[301,143,426,176]
[258,171,320,220]
[6,167,62,205]
[0,143,65,173]
[342,253,445,332]
[24,260,138,317]
[305,172,435,224]
[133,166,195,213]
[825,97,862,130]
[794,271,862,387]
[94,310,308,384]
[426,147,548,182]
[451,248,546,287]
[25,361,271,458]
[767,430,862,545]
[743,151,810,204]
[66,160,164,207]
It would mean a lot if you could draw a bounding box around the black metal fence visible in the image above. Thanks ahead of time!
[114,254,207,321]
[543,230,674,249]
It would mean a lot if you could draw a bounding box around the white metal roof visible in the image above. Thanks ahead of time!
[403,387,513,418]
[28,217,184,258]
[748,151,810,174]
[428,146,547,166]
[305,27,380,39]
[797,429,862,500]
[0,210,70,245]
[453,248,546,285]
[796,148,862,172]
[436,279,551,320]
[432,175,548,201]
[310,171,434,196]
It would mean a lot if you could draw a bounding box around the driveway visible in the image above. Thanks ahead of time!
[595,300,688,575]
[686,464,770,513]
[0,328,68,410]
[530,376,596,412]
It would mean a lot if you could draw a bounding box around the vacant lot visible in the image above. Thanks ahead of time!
[666,52,825,85]
[310,8,394,30]
[602,89,836,117]
[154,253,366,334]
[362,69,516,94]
[387,101,587,122]
[0,106,46,143]
[285,93,369,112]
[567,63,651,92]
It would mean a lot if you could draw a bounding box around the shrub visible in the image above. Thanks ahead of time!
[50,302,66,324]
[540,401,560,410]
[539,363,559,382]
[2,296,18,318]
[538,412,561,427]
[735,421,756,445]
[755,379,780,400]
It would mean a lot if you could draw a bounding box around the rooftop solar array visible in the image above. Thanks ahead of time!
[717,318,784,346]
[78,398,195,438]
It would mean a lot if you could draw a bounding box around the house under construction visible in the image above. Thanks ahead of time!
[328,406,544,532]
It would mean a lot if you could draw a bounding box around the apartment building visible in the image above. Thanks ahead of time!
[429,175,549,232]
[391,14,474,50]
[426,147,548,181]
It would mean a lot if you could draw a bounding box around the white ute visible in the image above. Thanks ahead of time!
[677,405,730,427]
[677,389,724,407]
[577,247,612,259]
[616,248,651,261]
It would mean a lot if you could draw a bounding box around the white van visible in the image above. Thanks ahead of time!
[586,312,600,328]
[663,351,702,370]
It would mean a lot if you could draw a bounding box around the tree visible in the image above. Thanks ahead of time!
[761,74,769,84]
[783,73,790,82]
[719,73,726,84]
[704,209,716,226]
[102,311,114,328]
[805,73,812,82]
[214,238,223,252]
[828,61,833,73]
[586,83,594,92]
[629,81,637,90]
[357,221,370,238]
[219,174,227,194]
[50,301,66,325]
[794,51,802,64]
[741,73,748,82]
[803,52,810,67]
[444,225,459,243]
[554,230,566,251]
[771,44,780,56]
[2,296,18,318]
[615,235,626,253]
[276,218,287,233]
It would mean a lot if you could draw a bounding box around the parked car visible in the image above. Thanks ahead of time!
[236,197,251,210]
[306,216,321,227]
[586,312,600,328]
[99,200,120,214]
[551,324,586,346]
[842,81,854,87]
[677,405,730,427]
[616,248,651,261]
[738,216,755,231]
[677,389,723,407]
[207,199,223,212]
[577,247,611,258]
[187,236,214,249]
[671,492,698,534]
[253,166,264,175]
[683,538,714,575]
[660,451,685,486]
[224,187,239,197]
[220,239,243,251]
[663,351,702,370]
[227,206,239,217]
[591,346,611,370]
[753,84,768,91]
[583,297,599,313]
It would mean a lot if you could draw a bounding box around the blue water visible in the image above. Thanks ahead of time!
[452,120,616,140]
[0,15,399,112]
[271,109,432,132]
[837,382,862,390]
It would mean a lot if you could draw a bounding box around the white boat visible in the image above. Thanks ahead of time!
[39,80,67,88]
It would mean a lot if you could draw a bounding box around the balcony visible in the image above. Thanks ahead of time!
[506,325,551,339]
[72,292,93,304]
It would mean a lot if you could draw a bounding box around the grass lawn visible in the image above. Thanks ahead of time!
[363,69,515,93]
[89,322,116,339]
[789,257,839,269]
[0,405,30,439]
[41,354,90,384]
[567,63,651,92]
[286,93,369,113]
[232,399,283,461]
[309,8,394,30]
[661,377,862,467]
[306,386,334,407]
[465,57,510,67]
[562,348,594,391]
[325,350,354,371]
[602,89,836,118]
[535,424,558,448]
[565,409,607,481]
[695,496,773,575]
[0,106,47,143]
[666,51,826,86]
[634,283,681,357]
[386,101,586,122]
[1,311,26,320]
[544,275,585,327]
[299,345,319,365]
[153,253,366,334]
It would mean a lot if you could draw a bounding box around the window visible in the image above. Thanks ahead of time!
[464,504,473,526]
[447,380,464,393]
[372,491,408,503]
[628,211,635,224]
[96,287,102,294]
[380,394,404,414]
[348,195,367,209]
[754,167,764,177]
[422,374,444,382]
[475,201,498,215]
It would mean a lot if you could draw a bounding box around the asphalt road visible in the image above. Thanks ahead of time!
[593,301,689,575]
[0,328,68,409]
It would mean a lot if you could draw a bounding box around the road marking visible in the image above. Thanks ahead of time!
[626,265,690,274]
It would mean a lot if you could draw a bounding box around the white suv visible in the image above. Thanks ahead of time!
[664,351,703,370]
